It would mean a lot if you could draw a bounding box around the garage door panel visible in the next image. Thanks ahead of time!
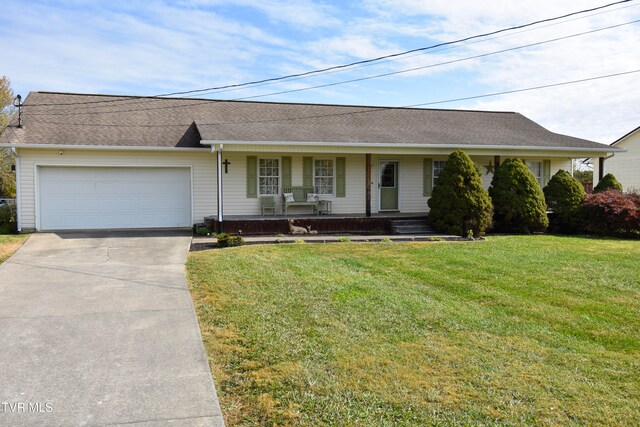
[39,167,191,230]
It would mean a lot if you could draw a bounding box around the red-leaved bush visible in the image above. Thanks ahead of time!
[580,190,640,236]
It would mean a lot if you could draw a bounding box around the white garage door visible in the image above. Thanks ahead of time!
[38,167,191,230]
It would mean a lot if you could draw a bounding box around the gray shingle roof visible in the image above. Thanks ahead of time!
[4,91,610,151]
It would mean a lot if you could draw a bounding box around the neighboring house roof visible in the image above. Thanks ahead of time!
[3,91,614,152]
[611,125,640,146]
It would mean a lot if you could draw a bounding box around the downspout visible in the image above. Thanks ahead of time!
[10,147,21,233]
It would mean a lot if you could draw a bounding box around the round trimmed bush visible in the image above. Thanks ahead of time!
[427,149,493,237]
[593,173,623,193]
[489,158,548,233]
[543,169,585,233]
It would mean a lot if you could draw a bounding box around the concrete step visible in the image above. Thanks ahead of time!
[390,219,433,234]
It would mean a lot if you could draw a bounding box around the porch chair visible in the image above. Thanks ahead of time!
[260,195,276,216]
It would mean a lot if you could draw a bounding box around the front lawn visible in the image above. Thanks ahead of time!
[187,236,640,426]
[0,234,29,264]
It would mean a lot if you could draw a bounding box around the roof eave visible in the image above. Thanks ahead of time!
[200,139,621,153]
[0,143,209,152]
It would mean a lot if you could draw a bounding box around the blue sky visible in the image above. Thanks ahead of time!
[2,0,639,142]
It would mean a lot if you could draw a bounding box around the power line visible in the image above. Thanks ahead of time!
[231,20,640,101]
[26,18,640,117]
[152,0,639,98]
[24,69,640,129]
[406,69,640,108]
[24,0,637,109]
[186,0,640,98]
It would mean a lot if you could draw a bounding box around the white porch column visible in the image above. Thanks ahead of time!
[216,144,224,232]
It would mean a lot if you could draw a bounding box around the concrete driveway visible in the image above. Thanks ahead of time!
[0,231,224,426]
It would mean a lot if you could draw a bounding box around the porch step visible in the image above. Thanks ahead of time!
[390,219,433,234]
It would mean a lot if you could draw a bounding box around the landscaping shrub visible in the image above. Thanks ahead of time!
[543,169,585,233]
[489,158,548,233]
[580,190,640,236]
[0,203,17,234]
[195,227,212,236]
[427,149,493,237]
[216,233,245,248]
[593,173,623,193]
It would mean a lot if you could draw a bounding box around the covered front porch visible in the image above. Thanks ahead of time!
[199,139,606,236]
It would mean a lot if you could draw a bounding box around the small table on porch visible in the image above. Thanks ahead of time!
[317,200,332,215]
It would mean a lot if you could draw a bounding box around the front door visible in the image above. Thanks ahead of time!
[379,161,399,211]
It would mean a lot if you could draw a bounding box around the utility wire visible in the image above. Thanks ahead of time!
[22,69,640,129]
[25,19,640,117]
[231,20,640,101]
[24,0,637,108]
[149,0,639,98]
[185,0,640,98]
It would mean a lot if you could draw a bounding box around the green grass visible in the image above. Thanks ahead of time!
[0,234,29,264]
[186,236,640,426]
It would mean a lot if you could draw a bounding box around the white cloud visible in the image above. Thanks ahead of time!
[180,0,341,28]
[356,0,640,142]
[1,0,293,96]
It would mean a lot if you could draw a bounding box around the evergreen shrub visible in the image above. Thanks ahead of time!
[543,169,585,233]
[427,150,493,237]
[489,158,548,233]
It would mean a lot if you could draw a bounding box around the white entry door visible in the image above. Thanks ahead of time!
[38,167,191,230]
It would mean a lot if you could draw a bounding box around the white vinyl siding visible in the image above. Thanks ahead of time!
[221,153,365,215]
[604,132,640,192]
[314,159,334,195]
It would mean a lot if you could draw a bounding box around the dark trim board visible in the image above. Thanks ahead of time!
[204,214,427,235]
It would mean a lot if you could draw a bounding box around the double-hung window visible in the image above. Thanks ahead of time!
[526,161,543,187]
[259,158,280,195]
[314,159,334,195]
[433,160,446,187]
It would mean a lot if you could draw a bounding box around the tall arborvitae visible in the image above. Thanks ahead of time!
[489,158,548,233]
[427,150,493,237]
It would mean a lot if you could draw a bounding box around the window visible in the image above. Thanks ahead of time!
[314,159,334,195]
[526,161,543,186]
[259,158,279,195]
[433,160,446,187]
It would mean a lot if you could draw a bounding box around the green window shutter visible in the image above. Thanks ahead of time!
[336,157,346,197]
[423,158,433,196]
[246,156,257,198]
[282,156,292,188]
[543,160,551,187]
[303,157,313,188]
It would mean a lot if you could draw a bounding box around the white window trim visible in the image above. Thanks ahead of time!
[432,159,446,188]
[258,157,281,196]
[313,158,335,196]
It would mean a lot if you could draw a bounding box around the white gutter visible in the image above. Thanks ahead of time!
[0,141,621,153]
[0,143,208,152]
[199,140,623,153]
